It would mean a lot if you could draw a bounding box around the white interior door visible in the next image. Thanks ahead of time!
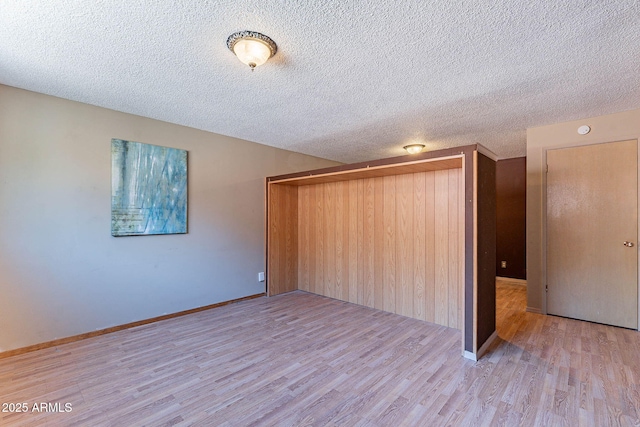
[546,140,638,329]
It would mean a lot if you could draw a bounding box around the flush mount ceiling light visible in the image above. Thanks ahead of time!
[227,31,277,70]
[403,144,425,154]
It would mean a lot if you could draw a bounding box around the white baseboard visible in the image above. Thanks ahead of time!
[463,330,500,361]
[526,307,543,314]
[463,350,477,361]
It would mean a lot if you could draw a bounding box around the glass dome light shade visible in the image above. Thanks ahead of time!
[403,144,425,154]
[233,38,273,69]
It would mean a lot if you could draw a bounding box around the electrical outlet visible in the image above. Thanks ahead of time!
[258,272,265,282]
[501,261,507,269]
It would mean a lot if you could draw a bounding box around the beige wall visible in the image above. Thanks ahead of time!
[0,85,340,352]
[526,108,640,312]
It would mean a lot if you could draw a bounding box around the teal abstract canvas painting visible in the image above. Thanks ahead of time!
[111,139,187,236]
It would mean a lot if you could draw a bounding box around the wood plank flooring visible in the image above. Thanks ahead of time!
[1,279,639,426]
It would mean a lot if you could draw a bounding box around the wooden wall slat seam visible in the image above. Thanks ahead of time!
[293,170,463,330]
[267,147,497,357]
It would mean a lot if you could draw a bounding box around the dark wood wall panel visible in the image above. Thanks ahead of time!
[476,153,497,348]
[496,157,526,279]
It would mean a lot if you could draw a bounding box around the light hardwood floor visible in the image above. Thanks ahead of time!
[1,280,639,426]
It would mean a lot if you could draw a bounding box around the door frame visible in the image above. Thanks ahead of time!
[541,138,640,330]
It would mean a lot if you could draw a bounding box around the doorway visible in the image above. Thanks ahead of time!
[546,139,638,329]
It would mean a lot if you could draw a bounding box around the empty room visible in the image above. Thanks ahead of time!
[1,1,639,426]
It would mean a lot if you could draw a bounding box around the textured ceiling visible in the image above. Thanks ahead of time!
[1,1,639,163]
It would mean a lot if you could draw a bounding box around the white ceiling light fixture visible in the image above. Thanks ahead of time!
[403,144,425,154]
[227,31,277,71]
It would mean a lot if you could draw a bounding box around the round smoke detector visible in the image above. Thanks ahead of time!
[577,125,591,135]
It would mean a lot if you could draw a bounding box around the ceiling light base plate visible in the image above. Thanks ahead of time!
[227,31,277,69]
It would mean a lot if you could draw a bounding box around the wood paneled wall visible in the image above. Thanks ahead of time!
[296,169,464,329]
[267,183,298,295]
[267,146,497,358]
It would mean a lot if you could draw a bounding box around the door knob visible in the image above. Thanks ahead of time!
[623,241,634,247]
